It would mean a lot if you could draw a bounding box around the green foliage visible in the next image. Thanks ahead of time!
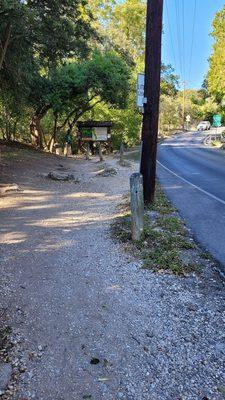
[207,4,225,123]
[4,0,223,148]
[0,0,97,137]
[88,0,180,145]
[87,51,130,108]
[0,96,30,142]
[108,0,146,60]
[26,0,95,66]
[34,50,131,148]
[208,5,225,103]
[0,1,36,105]
[161,64,179,96]
[111,185,199,275]
[46,51,131,127]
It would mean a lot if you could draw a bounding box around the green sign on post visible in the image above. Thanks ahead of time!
[212,114,222,127]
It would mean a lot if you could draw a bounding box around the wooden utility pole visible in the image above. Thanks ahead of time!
[140,0,164,204]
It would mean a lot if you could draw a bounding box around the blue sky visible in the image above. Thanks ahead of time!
[162,0,225,89]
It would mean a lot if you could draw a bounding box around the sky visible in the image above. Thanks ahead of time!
[162,0,225,89]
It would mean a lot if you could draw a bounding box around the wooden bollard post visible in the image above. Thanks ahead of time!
[130,173,144,241]
[86,143,90,160]
[120,142,124,163]
[99,143,104,162]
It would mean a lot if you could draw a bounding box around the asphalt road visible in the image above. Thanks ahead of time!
[157,130,225,274]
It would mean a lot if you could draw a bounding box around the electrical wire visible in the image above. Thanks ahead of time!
[181,0,185,82]
[166,0,197,88]
[174,0,183,80]
[188,0,197,83]
[165,0,177,70]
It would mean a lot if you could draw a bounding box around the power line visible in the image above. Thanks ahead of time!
[188,0,197,83]
[181,0,185,81]
[166,0,198,88]
[165,0,177,69]
[174,0,183,80]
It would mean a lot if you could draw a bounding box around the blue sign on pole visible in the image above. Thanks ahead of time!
[212,114,222,127]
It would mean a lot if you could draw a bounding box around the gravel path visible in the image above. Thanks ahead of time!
[0,145,225,400]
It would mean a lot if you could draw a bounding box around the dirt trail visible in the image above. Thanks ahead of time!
[0,145,225,400]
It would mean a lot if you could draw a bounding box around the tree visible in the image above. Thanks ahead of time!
[88,0,179,146]
[0,0,96,146]
[0,0,95,73]
[27,0,95,67]
[0,1,36,113]
[161,64,178,96]
[208,5,225,103]
[108,0,146,61]
[34,51,131,149]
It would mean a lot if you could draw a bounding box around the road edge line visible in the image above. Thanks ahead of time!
[157,160,225,206]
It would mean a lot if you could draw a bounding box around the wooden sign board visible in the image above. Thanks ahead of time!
[80,127,108,141]
[94,127,108,141]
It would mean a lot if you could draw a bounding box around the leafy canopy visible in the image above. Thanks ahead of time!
[46,51,131,122]
[208,5,225,102]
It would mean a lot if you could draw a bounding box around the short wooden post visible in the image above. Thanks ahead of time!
[120,142,124,163]
[86,142,91,160]
[64,143,68,157]
[130,173,144,241]
[99,143,104,162]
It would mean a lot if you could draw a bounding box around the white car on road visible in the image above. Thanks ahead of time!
[197,121,211,131]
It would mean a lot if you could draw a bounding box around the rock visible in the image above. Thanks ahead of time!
[48,171,74,181]
[57,164,70,171]
[19,365,27,373]
[0,362,12,391]
[118,160,131,167]
[43,171,80,182]
[98,167,117,177]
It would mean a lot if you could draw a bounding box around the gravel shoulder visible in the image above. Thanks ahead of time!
[0,143,225,400]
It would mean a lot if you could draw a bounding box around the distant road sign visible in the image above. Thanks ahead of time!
[213,114,222,127]
[137,73,145,108]
[186,115,191,122]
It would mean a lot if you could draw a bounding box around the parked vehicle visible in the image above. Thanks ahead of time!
[197,121,211,131]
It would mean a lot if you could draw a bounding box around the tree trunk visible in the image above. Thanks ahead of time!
[5,121,11,141]
[48,113,58,153]
[30,114,44,148]
[30,105,51,149]
[0,23,12,70]
[48,135,55,153]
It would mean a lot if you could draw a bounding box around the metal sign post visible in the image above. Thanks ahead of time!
[186,115,191,131]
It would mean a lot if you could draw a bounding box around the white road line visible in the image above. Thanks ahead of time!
[157,160,225,206]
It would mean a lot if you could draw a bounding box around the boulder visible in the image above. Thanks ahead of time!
[97,167,117,177]
[47,171,80,182]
